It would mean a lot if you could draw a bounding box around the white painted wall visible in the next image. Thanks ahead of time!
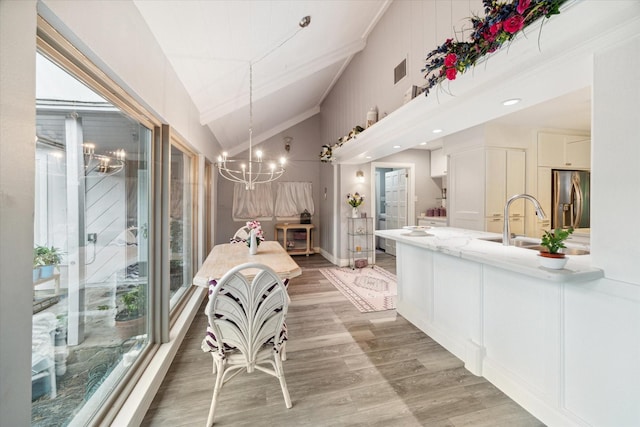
[0,1,37,425]
[320,0,483,146]
[591,35,640,284]
[319,0,482,260]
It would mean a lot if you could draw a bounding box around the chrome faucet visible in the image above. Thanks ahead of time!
[503,194,546,246]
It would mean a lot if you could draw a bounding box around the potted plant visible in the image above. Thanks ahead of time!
[538,227,574,269]
[115,286,146,339]
[34,245,63,279]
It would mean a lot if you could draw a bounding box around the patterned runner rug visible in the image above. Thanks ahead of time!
[319,265,397,312]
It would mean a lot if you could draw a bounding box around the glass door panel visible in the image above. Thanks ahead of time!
[169,143,195,308]
[33,52,151,425]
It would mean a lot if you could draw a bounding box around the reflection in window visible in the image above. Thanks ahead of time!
[169,144,194,308]
[32,53,151,425]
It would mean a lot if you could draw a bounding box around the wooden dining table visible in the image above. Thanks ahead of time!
[192,241,302,288]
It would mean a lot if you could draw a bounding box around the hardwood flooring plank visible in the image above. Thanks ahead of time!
[142,252,544,427]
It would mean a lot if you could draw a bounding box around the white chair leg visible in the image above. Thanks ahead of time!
[274,355,292,409]
[280,343,287,361]
[206,361,225,426]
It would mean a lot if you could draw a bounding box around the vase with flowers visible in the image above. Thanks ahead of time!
[346,192,364,218]
[246,220,264,254]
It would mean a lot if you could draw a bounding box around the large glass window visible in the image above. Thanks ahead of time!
[32,52,152,425]
[169,142,195,308]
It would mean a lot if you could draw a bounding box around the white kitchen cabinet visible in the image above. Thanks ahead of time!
[485,216,525,235]
[430,148,447,177]
[535,167,553,237]
[565,138,590,168]
[450,147,526,233]
[449,147,485,230]
[538,132,591,169]
[485,148,525,217]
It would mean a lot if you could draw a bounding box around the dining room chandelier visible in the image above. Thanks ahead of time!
[215,15,312,190]
[215,64,286,190]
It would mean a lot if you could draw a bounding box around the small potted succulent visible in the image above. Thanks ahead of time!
[538,227,574,269]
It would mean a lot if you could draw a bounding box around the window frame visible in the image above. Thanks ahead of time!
[168,134,199,315]
[36,16,163,426]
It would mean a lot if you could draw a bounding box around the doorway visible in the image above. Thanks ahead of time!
[370,162,415,256]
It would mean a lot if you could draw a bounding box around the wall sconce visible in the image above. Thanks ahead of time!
[356,170,365,183]
[283,136,292,153]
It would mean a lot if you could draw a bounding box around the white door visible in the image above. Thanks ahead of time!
[384,168,407,256]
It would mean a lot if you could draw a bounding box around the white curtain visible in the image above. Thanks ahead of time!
[275,182,314,218]
[232,182,274,219]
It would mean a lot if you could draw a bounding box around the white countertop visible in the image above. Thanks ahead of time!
[375,227,603,283]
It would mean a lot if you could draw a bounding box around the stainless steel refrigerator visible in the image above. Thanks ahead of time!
[552,169,590,229]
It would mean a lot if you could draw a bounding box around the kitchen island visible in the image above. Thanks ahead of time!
[375,227,605,427]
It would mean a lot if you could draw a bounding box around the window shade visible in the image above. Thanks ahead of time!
[232,182,274,220]
[274,182,314,218]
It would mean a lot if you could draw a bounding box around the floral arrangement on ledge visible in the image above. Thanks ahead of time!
[422,0,568,97]
[346,192,364,208]
[319,125,365,163]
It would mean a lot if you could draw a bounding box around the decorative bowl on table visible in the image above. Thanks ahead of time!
[402,225,431,236]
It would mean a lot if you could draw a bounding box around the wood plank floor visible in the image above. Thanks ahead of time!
[142,253,544,426]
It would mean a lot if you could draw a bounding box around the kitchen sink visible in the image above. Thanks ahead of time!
[478,237,590,255]
[478,237,539,247]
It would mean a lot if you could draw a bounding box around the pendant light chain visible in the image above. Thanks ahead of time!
[249,62,253,179]
[214,16,311,190]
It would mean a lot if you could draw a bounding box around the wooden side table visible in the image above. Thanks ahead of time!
[274,223,315,256]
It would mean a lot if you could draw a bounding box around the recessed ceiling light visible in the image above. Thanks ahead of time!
[365,156,372,159]
[419,142,427,146]
[393,145,401,149]
[432,129,443,134]
[502,98,521,106]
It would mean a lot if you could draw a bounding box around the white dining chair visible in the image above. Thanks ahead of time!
[229,225,250,244]
[202,262,292,426]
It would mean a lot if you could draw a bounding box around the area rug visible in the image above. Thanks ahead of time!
[319,265,397,313]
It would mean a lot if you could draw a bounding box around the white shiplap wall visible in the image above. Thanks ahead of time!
[320,0,483,146]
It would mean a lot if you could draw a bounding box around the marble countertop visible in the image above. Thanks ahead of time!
[375,227,603,283]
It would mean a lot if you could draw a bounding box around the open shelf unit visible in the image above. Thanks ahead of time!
[347,217,374,269]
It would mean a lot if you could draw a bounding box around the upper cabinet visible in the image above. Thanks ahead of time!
[538,132,591,169]
[485,148,526,217]
[449,147,525,233]
[430,148,447,177]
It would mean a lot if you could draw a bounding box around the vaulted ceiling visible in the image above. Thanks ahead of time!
[134,0,391,156]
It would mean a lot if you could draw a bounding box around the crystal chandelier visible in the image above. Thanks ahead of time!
[83,142,126,176]
[215,63,286,190]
